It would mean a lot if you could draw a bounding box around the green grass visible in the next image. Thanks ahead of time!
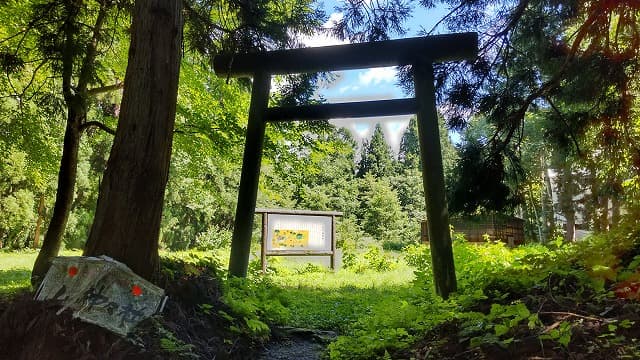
[0,249,81,296]
[260,255,416,332]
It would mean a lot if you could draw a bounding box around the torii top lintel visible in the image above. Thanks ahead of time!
[213,32,478,77]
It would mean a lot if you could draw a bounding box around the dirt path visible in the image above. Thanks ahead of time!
[258,327,337,360]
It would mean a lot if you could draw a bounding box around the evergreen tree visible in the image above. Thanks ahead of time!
[357,123,394,178]
[361,174,405,242]
[84,0,184,280]
[8,0,129,284]
[398,117,421,170]
[334,0,640,217]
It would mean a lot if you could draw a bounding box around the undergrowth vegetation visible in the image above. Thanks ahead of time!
[325,222,640,359]
[2,222,640,359]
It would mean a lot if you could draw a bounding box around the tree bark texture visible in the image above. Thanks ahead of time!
[612,195,621,226]
[540,160,555,242]
[587,163,599,232]
[598,195,609,232]
[33,194,45,249]
[555,154,575,242]
[84,0,183,281]
[32,115,81,285]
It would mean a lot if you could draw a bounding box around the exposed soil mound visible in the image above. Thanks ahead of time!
[406,276,640,359]
[0,268,256,359]
[0,293,148,360]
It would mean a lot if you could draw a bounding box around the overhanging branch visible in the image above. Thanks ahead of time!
[80,121,115,135]
[87,81,124,95]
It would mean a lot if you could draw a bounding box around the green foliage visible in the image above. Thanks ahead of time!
[336,216,365,249]
[295,263,327,275]
[360,175,406,242]
[222,276,290,340]
[326,229,640,359]
[342,245,397,273]
[160,251,225,281]
[0,151,35,248]
[156,323,198,358]
[463,302,540,348]
[362,246,396,272]
[448,138,514,214]
[160,252,287,343]
[397,117,421,170]
[328,326,414,360]
[269,255,415,332]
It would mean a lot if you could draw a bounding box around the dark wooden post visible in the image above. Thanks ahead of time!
[413,61,457,298]
[261,212,268,273]
[229,71,271,277]
[330,215,337,270]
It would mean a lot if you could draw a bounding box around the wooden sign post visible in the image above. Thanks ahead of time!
[214,33,478,299]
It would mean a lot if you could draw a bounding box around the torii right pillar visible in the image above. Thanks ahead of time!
[414,60,457,298]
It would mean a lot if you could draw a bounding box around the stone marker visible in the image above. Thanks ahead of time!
[35,256,167,336]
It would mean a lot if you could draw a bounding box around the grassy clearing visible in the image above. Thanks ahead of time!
[264,257,415,332]
[0,249,81,296]
[6,235,638,360]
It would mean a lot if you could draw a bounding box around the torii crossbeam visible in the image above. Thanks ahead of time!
[214,32,478,298]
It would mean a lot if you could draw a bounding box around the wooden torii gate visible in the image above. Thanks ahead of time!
[214,32,477,298]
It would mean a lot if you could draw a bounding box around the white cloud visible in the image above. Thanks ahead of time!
[338,85,360,94]
[358,67,397,86]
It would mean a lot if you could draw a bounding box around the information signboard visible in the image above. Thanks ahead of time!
[266,214,332,252]
[256,208,342,271]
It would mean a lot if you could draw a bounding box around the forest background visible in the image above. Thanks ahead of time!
[0,0,638,264]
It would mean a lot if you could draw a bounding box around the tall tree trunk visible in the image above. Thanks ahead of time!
[541,158,555,242]
[31,115,81,285]
[32,194,45,249]
[84,0,183,281]
[559,160,575,242]
[611,178,622,226]
[30,0,111,286]
[599,195,609,231]
[527,186,543,243]
[587,163,599,232]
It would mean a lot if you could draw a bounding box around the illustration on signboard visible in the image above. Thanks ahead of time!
[272,229,309,249]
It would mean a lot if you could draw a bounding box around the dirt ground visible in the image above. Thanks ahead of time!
[404,276,640,360]
[258,327,337,360]
[0,271,257,360]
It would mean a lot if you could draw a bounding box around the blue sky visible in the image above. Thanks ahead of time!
[296,1,451,152]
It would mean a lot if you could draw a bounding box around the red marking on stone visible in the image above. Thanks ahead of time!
[131,285,143,297]
[68,266,78,277]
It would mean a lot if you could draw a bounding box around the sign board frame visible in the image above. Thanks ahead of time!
[256,208,342,272]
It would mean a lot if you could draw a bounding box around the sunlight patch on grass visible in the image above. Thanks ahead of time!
[0,249,82,296]
[260,256,417,331]
[272,266,414,290]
